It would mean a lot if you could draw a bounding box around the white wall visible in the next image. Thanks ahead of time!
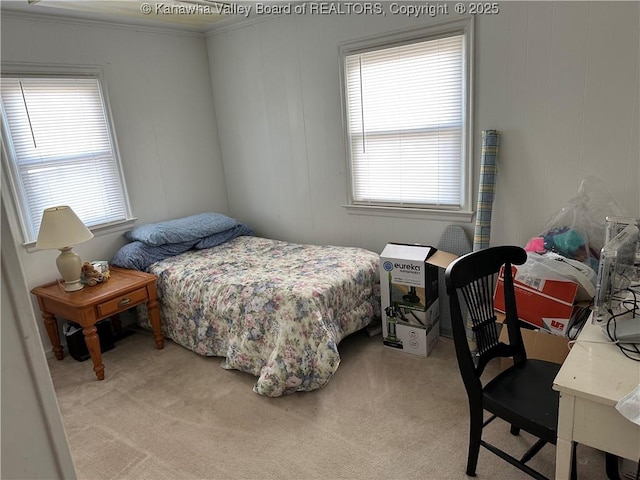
[1,200,77,480]
[1,14,230,346]
[1,3,638,473]
[207,2,639,254]
[2,2,639,347]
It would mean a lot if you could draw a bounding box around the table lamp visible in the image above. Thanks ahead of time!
[36,206,94,292]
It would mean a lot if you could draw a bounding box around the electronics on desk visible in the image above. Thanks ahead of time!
[593,222,639,325]
[605,216,640,245]
[609,317,640,344]
[598,286,640,343]
[567,307,592,340]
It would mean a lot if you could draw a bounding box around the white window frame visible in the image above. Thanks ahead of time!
[338,18,474,222]
[1,63,134,246]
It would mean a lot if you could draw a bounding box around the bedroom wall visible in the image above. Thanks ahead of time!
[206,1,640,254]
[1,200,77,479]
[1,14,229,347]
[2,3,639,350]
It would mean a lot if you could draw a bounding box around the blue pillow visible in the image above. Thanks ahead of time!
[111,240,196,271]
[125,213,238,246]
[195,224,254,249]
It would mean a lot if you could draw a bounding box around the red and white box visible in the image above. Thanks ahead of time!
[493,265,579,336]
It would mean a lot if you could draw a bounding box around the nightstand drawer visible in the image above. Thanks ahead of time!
[97,288,148,317]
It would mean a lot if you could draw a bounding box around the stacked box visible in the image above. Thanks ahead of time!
[496,312,571,370]
[494,265,584,336]
[379,243,441,356]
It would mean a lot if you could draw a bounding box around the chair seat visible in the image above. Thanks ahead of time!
[483,359,562,444]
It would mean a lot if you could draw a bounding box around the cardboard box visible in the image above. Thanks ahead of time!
[493,265,581,336]
[379,243,457,356]
[496,314,571,370]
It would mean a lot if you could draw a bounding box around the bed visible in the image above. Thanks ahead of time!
[111,214,380,397]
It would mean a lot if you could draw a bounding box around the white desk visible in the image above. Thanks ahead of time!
[553,319,640,479]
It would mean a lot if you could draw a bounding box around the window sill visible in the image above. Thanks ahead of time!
[343,204,474,223]
[23,217,137,253]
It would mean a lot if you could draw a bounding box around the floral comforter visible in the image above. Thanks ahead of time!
[138,236,380,396]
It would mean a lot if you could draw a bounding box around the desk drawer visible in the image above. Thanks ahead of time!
[97,288,148,317]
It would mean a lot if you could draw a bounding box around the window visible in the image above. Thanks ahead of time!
[340,19,473,216]
[1,73,131,243]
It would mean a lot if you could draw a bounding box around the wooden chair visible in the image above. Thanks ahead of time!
[444,245,576,480]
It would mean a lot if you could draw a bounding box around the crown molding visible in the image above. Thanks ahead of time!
[1,10,208,38]
[203,13,279,37]
[2,6,296,40]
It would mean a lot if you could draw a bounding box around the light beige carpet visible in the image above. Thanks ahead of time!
[48,329,606,480]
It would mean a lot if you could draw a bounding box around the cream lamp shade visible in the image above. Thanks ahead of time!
[36,206,94,292]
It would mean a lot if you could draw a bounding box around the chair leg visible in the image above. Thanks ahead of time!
[510,425,520,436]
[466,404,484,477]
[520,439,546,464]
[605,453,620,480]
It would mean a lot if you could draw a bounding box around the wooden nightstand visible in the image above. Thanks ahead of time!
[31,267,164,381]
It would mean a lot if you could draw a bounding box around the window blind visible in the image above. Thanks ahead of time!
[345,34,465,208]
[1,76,128,242]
